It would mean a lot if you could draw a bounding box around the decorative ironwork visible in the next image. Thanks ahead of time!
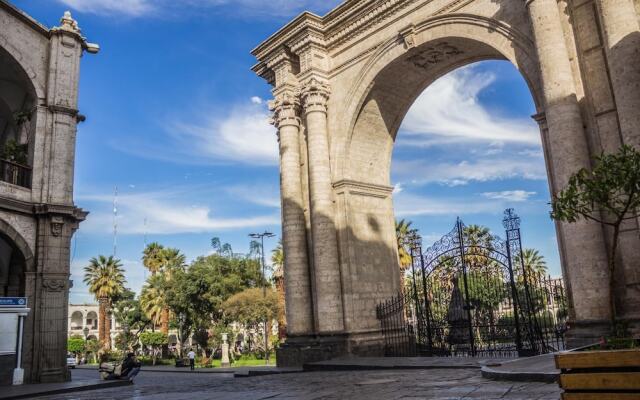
[378,209,567,358]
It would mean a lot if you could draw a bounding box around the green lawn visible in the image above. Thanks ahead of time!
[204,356,276,368]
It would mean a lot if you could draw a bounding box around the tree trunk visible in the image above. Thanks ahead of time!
[104,305,112,350]
[161,308,169,334]
[609,224,621,334]
[98,298,108,349]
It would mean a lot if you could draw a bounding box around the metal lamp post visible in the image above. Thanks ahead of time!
[248,231,275,365]
[82,327,89,365]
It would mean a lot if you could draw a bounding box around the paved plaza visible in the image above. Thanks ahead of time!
[37,368,561,400]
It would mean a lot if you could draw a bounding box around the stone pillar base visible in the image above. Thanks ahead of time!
[38,368,70,384]
[276,331,388,368]
[276,334,348,368]
[565,320,611,348]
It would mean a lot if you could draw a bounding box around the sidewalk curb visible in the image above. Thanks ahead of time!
[1,380,132,400]
[303,363,482,372]
[480,364,559,383]
[77,365,299,377]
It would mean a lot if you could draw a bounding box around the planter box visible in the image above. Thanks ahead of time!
[555,349,640,400]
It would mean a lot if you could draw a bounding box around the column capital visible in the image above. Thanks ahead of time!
[299,77,331,114]
[269,92,301,129]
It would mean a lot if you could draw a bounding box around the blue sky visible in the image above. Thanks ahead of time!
[12,0,561,304]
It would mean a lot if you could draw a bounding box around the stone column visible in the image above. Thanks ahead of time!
[270,93,315,336]
[526,0,611,341]
[300,78,344,334]
[596,0,640,148]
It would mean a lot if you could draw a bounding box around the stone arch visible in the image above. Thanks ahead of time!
[86,311,98,329]
[0,35,44,99]
[70,311,84,330]
[338,14,543,185]
[0,216,34,272]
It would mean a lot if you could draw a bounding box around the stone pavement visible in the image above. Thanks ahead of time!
[305,356,507,371]
[36,367,561,400]
[0,377,130,400]
[77,363,302,377]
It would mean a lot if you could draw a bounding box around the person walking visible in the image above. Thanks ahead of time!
[187,348,196,371]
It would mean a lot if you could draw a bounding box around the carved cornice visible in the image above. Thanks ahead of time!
[299,78,331,114]
[325,0,421,50]
[333,179,394,198]
[34,204,88,223]
[0,195,34,215]
[48,104,79,116]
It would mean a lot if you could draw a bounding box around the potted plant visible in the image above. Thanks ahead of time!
[551,145,640,397]
[1,138,28,165]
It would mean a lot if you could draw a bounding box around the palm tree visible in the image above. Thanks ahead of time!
[211,237,234,257]
[396,219,417,280]
[271,240,286,339]
[142,242,165,276]
[516,248,548,282]
[157,248,186,334]
[84,255,126,350]
[462,225,493,272]
[271,240,284,276]
[140,273,166,329]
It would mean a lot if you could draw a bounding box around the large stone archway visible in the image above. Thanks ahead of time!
[253,0,640,366]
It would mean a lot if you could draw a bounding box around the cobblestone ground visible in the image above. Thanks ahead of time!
[43,368,560,400]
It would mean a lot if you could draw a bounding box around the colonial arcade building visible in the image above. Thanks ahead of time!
[0,1,96,384]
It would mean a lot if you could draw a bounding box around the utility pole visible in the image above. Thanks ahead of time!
[113,186,118,257]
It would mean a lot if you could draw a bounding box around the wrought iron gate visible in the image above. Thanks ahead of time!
[377,209,567,357]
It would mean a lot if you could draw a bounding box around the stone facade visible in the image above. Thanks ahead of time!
[0,1,96,384]
[253,0,640,366]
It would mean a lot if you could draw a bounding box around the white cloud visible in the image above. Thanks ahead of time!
[399,66,540,147]
[225,184,281,208]
[393,192,498,217]
[393,155,547,187]
[112,99,279,166]
[57,0,153,16]
[78,187,280,235]
[170,101,279,166]
[482,190,537,202]
[392,183,404,194]
[56,0,342,17]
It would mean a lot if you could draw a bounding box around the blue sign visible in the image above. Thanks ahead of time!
[0,297,27,307]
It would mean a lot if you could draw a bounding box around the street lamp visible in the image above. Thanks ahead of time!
[248,231,275,365]
[82,327,89,365]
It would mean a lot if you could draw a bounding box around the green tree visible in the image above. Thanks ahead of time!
[142,242,165,276]
[84,255,126,349]
[113,292,151,338]
[85,339,101,364]
[140,246,187,334]
[67,336,85,362]
[211,237,234,258]
[396,219,417,276]
[514,249,548,283]
[139,331,168,365]
[271,240,284,275]
[462,225,494,272]
[140,274,167,329]
[551,145,640,330]
[222,288,281,356]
